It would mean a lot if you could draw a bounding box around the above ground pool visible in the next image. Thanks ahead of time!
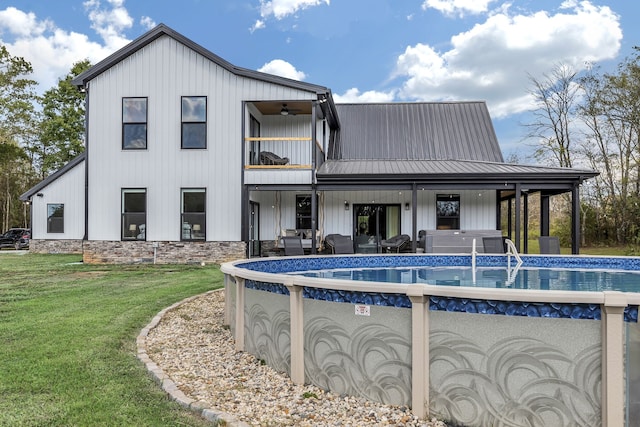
[221,254,640,427]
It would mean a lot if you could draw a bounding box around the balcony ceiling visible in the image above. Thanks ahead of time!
[252,101,312,116]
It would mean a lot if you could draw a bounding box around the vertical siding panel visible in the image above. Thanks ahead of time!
[87,35,319,242]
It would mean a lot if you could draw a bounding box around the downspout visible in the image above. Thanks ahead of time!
[83,83,90,242]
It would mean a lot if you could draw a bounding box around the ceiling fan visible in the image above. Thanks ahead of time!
[280,103,302,116]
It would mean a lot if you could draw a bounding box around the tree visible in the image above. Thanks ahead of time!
[35,59,90,178]
[525,64,580,168]
[0,46,38,231]
[578,51,640,245]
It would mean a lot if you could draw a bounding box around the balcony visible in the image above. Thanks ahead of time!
[244,100,327,185]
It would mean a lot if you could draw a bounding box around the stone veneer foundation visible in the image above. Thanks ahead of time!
[29,239,84,254]
[29,239,246,265]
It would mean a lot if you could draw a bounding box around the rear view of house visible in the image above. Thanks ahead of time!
[21,24,597,263]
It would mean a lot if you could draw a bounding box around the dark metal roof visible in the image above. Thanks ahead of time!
[72,24,331,96]
[20,153,86,201]
[317,159,598,185]
[329,102,503,162]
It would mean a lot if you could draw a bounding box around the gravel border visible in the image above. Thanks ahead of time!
[138,289,446,426]
[137,289,246,426]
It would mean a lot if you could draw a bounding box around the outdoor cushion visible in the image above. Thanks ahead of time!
[259,151,289,165]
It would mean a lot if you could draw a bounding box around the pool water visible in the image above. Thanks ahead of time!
[297,266,640,293]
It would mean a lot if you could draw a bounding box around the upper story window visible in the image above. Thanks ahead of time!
[436,194,460,230]
[47,203,64,233]
[122,97,148,150]
[182,96,207,149]
[122,189,146,240]
[181,189,206,241]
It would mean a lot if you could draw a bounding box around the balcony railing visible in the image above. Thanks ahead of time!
[244,137,324,169]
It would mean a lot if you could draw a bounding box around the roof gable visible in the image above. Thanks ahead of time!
[330,102,503,162]
[72,24,330,96]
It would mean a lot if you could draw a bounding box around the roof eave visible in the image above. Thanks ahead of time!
[317,170,599,184]
[20,153,86,201]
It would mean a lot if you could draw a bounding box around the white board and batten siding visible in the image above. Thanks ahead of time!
[86,34,318,241]
[31,160,85,240]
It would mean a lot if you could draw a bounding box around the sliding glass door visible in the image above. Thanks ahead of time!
[353,204,400,253]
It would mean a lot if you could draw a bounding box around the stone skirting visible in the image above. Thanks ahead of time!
[29,239,84,254]
[82,240,246,264]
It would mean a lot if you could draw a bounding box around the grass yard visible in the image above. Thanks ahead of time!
[0,253,222,426]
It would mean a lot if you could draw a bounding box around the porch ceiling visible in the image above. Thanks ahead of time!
[252,101,313,116]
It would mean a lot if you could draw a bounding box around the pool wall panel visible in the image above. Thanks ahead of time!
[430,311,601,426]
[244,288,291,375]
[303,298,412,406]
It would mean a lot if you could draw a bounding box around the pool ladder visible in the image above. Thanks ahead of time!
[472,238,523,285]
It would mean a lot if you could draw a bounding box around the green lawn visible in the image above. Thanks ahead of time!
[0,253,222,426]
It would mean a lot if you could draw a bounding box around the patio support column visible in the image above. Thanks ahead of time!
[601,292,627,427]
[311,188,317,254]
[411,183,418,252]
[572,183,580,254]
[507,197,513,241]
[514,183,521,252]
[235,277,245,351]
[407,285,429,419]
[540,193,550,237]
[523,192,529,254]
[495,191,502,230]
[310,102,318,254]
[286,280,305,385]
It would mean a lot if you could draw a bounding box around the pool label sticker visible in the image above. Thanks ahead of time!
[355,305,370,316]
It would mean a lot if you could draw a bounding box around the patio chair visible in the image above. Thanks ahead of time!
[259,151,289,166]
[539,236,561,254]
[282,236,305,256]
[380,234,411,253]
[482,236,506,254]
[324,234,354,254]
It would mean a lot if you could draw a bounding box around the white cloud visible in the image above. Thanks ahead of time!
[422,0,497,17]
[333,88,396,103]
[258,59,306,81]
[395,1,622,118]
[0,1,140,94]
[0,7,51,37]
[250,19,265,33]
[252,0,329,31]
[140,16,156,30]
[83,0,133,50]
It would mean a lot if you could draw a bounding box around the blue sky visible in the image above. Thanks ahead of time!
[0,0,634,161]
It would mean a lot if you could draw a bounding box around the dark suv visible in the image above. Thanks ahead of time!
[0,228,30,250]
